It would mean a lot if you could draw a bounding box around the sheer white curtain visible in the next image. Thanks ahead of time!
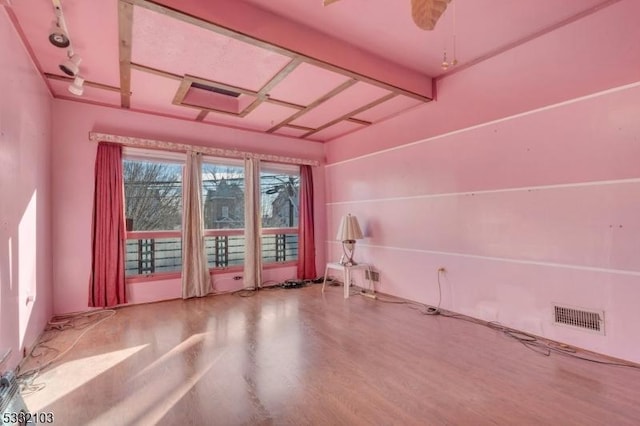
[182,151,211,298]
[243,157,262,289]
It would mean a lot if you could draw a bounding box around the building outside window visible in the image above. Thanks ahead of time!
[122,149,300,278]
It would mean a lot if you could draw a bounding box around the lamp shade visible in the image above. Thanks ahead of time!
[336,214,363,241]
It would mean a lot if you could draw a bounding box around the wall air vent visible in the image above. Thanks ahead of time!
[553,304,605,335]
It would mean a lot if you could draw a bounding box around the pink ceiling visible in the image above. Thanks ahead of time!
[246,0,606,76]
[273,127,310,138]
[353,96,424,123]
[203,102,300,132]
[291,82,390,129]
[131,6,292,92]
[4,0,627,143]
[309,121,365,142]
[267,63,350,107]
[130,70,200,119]
[9,0,120,87]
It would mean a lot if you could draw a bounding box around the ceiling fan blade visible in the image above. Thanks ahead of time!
[411,0,451,31]
[323,0,340,5]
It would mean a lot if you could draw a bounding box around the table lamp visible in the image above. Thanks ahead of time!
[336,213,363,266]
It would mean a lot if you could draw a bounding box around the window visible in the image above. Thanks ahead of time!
[123,150,184,277]
[123,150,301,279]
[123,158,183,232]
[201,158,245,268]
[260,163,300,264]
[260,163,299,228]
[202,159,245,230]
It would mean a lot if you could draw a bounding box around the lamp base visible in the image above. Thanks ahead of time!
[339,257,358,267]
[340,240,358,266]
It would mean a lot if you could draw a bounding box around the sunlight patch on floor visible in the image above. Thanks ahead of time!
[134,332,211,378]
[24,344,148,412]
[92,347,227,425]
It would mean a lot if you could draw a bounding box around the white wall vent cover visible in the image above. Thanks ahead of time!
[553,304,605,335]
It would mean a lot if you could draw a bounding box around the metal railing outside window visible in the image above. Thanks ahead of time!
[125,230,298,276]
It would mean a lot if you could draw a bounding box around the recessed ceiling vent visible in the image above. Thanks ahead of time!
[553,304,605,335]
[191,82,240,98]
[175,77,256,115]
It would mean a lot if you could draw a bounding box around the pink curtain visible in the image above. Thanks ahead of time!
[89,142,126,307]
[297,165,316,280]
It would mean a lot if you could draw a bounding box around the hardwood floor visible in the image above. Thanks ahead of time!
[22,285,640,425]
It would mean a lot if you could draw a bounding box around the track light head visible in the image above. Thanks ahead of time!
[48,20,70,48]
[68,76,84,96]
[59,54,81,76]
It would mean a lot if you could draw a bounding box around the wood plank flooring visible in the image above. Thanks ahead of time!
[22,285,640,425]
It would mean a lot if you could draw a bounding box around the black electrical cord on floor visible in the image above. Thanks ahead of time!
[366,268,443,314]
[233,281,282,297]
[438,312,640,370]
[364,268,640,371]
[233,289,260,297]
[233,278,325,297]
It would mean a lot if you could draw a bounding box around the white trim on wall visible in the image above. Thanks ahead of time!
[326,177,640,206]
[326,80,640,168]
[325,241,640,277]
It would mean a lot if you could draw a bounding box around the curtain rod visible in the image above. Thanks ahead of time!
[88,132,320,167]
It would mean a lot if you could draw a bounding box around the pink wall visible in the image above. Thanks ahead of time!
[325,83,640,363]
[323,1,640,363]
[0,9,53,370]
[326,0,640,164]
[51,100,326,315]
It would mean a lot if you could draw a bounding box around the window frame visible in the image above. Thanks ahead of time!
[123,150,300,282]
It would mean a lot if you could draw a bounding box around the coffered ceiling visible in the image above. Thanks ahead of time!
[4,0,620,142]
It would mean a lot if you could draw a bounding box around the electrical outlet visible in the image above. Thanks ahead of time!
[233,275,242,280]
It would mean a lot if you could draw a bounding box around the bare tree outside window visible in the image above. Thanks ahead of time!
[123,159,183,276]
[123,160,183,231]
